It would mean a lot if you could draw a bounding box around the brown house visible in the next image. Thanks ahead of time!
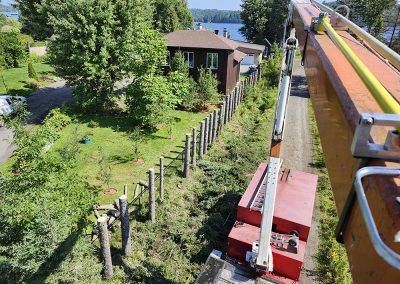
[165,30,264,95]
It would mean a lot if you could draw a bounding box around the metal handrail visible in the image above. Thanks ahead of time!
[354,167,400,270]
[316,14,400,117]
[311,0,400,71]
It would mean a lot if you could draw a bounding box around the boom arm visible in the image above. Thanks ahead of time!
[255,28,299,270]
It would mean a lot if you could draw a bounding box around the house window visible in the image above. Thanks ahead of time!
[183,51,194,68]
[207,53,218,69]
[163,51,171,66]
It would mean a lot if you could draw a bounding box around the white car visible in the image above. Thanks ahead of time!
[0,95,27,117]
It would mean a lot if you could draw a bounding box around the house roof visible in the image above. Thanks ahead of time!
[233,41,266,53]
[166,30,239,50]
[165,30,265,62]
[234,50,247,62]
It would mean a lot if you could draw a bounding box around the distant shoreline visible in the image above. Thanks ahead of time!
[196,22,242,24]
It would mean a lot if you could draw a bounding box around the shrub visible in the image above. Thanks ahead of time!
[25,79,40,90]
[126,75,180,129]
[28,62,39,81]
[168,70,192,102]
[87,120,99,128]
[183,68,219,111]
[263,43,282,87]
[170,51,189,75]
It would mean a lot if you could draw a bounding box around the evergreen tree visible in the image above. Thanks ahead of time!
[170,51,189,75]
[191,9,241,24]
[28,61,39,81]
[153,0,193,32]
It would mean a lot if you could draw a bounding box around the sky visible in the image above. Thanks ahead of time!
[188,0,242,10]
[1,0,15,5]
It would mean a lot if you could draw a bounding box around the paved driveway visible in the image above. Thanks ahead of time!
[0,81,72,164]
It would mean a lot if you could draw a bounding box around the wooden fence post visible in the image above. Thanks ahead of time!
[224,96,229,124]
[236,86,240,107]
[199,120,205,159]
[241,82,244,101]
[97,216,113,279]
[227,93,231,122]
[208,112,213,145]
[212,109,218,143]
[219,102,225,134]
[204,117,209,155]
[238,84,242,104]
[148,168,155,223]
[192,127,197,167]
[229,92,234,120]
[159,156,164,201]
[184,133,191,178]
[119,195,132,256]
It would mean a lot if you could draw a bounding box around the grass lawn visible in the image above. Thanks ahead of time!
[51,110,210,206]
[0,62,56,96]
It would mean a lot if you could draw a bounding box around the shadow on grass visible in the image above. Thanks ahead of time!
[109,154,134,165]
[190,186,242,265]
[26,218,89,283]
[111,246,176,284]
[308,160,325,169]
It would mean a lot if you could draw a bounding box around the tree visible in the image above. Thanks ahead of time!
[15,0,57,40]
[153,0,194,32]
[341,0,396,35]
[240,0,289,44]
[168,53,192,103]
[96,146,112,189]
[0,14,22,31]
[46,0,166,111]
[126,75,180,129]
[170,51,189,75]
[263,43,282,87]
[28,61,39,81]
[0,31,26,68]
[191,9,242,24]
[129,127,144,161]
[183,68,219,111]
[240,0,268,44]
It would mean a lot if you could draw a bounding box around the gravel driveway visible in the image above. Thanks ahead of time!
[279,59,319,284]
[0,80,72,164]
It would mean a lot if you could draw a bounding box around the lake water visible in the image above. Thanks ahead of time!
[0,11,19,21]
[195,22,245,41]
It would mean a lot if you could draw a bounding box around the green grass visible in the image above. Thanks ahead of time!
[309,102,352,284]
[0,62,56,96]
[114,79,276,283]
[35,78,276,283]
[51,110,210,205]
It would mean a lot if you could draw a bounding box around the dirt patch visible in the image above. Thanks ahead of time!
[133,159,144,165]
[104,188,117,196]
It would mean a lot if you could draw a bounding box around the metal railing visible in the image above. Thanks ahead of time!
[311,0,400,71]
[315,13,400,117]
[353,167,400,270]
